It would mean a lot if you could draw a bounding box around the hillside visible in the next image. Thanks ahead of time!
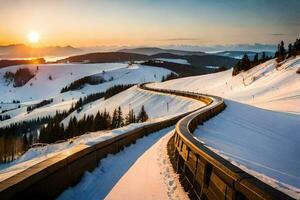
[150,56,300,113]
[149,56,300,198]
[0,63,175,128]
[0,70,202,182]
[151,53,238,67]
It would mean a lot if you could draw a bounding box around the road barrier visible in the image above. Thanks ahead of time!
[0,83,293,200]
[141,83,293,200]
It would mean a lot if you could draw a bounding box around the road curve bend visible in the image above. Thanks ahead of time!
[0,82,293,200]
[140,83,294,200]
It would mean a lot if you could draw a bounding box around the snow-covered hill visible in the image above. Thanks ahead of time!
[0,63,173,127]
[149,56,300,198]
[0,62,204,181]
[150,56,300,114]
[61,86,202,127]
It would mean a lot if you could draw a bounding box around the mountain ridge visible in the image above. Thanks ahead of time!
[118,47,206,56]
[0,44,82,58]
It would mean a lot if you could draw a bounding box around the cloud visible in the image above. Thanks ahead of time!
[271,33,285,36]
[162,38,202,41]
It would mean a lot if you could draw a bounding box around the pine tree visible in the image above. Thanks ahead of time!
[125,109,136,125]
[103,109,111,129]
[111,109,118,129]
[93,111,101,131]
[262,52,266,61]
[288,43,293,58]
[232,61,241,76]
[276,40,286,62]
[280,41,286,56]
[241,54,251,71]
[137,105,149,122]
[70,116,78,137]
[253,53,259,65]
[117,106,124,128]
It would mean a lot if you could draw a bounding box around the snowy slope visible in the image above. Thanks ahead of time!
[150,56,300,113]
[0,63,173,128]
[195,101,300,197]
[149,56,300,198]
[0,90,202,181]
[0,63,126,102]
[61,86,202,127]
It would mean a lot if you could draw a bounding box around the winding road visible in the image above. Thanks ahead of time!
[0,83,294,200]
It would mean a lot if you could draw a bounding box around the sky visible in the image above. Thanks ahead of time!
[0,0,299,47]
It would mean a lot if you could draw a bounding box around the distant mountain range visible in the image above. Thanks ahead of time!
[118,47,275,60]
[214,51,275,60]
[118,47,206,56]
[0,44,82,58]
[0,44,277,61]
[160,43,277,52]
[57,50,239,76]
[0,46,275,75]
[58,52,149,63]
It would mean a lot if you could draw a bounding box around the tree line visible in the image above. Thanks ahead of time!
[39,105,149,143]
[275,38,300,62]
[232,37,300,76]
[0,84,136,163]
[0,114,11,121]
[232,52,272,76]
[27,98,54,112]
[161,72,179,82]
[4,68,35,87]
[104,84,134,99]
[60,75,106,93]
[0,116,50,163]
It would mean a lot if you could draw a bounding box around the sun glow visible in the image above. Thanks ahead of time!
[27,31,40,43]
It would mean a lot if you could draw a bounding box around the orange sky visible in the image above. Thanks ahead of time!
[0,0,299,47]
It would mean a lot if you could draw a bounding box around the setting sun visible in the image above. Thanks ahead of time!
[27,31,40,43]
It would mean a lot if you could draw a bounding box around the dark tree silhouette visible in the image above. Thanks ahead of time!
[137,105,149,122]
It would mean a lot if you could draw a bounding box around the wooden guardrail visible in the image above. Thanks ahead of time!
[0,83,293,200]
[0,84,203,199]
[141,83,294,200]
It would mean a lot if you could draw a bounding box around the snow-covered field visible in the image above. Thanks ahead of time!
[58,127,188,200]
[0,63,125,102]
[0,63,174,128]
[149,56,300,198]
